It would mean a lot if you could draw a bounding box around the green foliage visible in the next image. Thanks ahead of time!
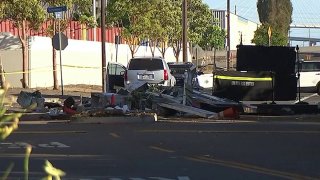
[0,3,5,21]
[106,0,155,56]
[0,89,21,140]
[0,88,64,179]
[71,0,97,28]
[0,88,21,179]
[252,24,288,46]
[106,0,212,58]
[1,0,46,30]
[41,0,96,36]
[255,0,292,45]
[199,25,226,50]
[43,160,66,179]
[257,0,292,34]
[188,0,213,45]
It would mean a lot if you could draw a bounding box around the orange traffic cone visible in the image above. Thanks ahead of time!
[218,107,240,119]
[110,94,116,106]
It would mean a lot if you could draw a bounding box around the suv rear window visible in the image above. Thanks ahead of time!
[128,58,164,71]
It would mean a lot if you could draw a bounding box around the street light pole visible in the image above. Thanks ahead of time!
[93,0,96,41]
[226,0,230,70]
[182,0,188,62]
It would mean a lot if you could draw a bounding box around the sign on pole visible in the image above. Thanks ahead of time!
[47,5,67,96]
[268,26,272,46]
[55,12,62,19]
[52,33,68,50]
[47,6,67,13]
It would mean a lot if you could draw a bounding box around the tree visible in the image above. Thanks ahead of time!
[106,0,212,61]
[0,3,5,20]
[154,0,181,58]
[198,25,225,67]
[254,0,293,46]
[252,24,287,46]
[72,0,97,27]
[165,0,212,62]
[0,0,46,88]
[169,0,213,62]
[140,0,182,58]
[106,0,156,58]
[188,0,213,46]
[166,0,183,62]
[199,25,225,51]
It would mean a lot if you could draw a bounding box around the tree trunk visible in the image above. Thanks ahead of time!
[18,20,28,88]
[21,42,28,88]
[129,44,134,58]
[157,42,167,58]
[149,41,155,57]
[162,42,167,58]
[0,57,6,89]
[173,40,181,62]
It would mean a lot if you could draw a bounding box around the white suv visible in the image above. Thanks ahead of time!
[297,60,320,95]
[124,57,176,88]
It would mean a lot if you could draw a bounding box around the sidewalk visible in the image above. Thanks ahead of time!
[6,85,101,99]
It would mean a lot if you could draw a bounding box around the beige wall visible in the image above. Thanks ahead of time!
[0,35,191,88]
[230,13,259,50]
[0,50,23,87]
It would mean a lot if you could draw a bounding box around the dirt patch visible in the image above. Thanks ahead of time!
[6,84,103,99]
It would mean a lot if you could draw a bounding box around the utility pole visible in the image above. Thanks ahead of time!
[226,0,230,70]
[93,0,96,41]
[182,0,188,62]
[101,0,107,93]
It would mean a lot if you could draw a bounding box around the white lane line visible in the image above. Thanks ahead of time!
[149,146,175,153]
[294,93,317,103]
[149,177,175,180]
[158,119,255,124]
[177,177,191,180]
[0,154,105,158]
[0,120,71,125]
[1,142,70,149]
[109,133,120,138]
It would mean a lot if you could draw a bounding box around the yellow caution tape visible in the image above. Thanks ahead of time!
[0,64,103,75]
[214,75,272,81]
[62,65,100,69]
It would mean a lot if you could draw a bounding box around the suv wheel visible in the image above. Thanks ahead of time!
[317,83,320,95]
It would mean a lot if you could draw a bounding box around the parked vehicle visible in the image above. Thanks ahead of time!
[297,60,320,95]
[124,57,176,88]
[107,62,126,92]
[167,62,200,88]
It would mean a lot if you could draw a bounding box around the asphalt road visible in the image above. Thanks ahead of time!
[1,119,320,180]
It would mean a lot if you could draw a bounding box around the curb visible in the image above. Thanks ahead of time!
[71,113,158,124]
[241,114,320,122]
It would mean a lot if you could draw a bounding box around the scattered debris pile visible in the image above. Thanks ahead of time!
[17,90,45,112]
[15,65,244,120]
